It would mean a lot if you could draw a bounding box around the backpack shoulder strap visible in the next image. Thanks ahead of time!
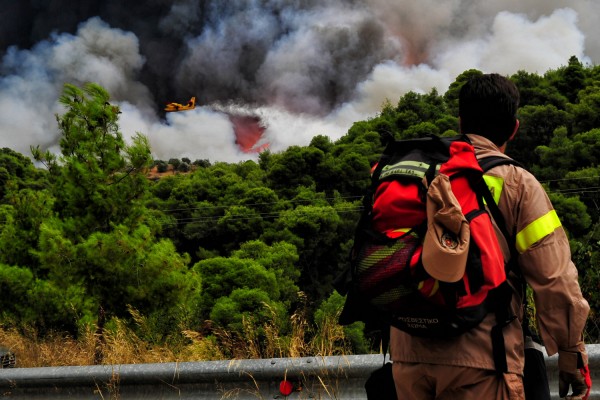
[476,155,526,259]
[478,155,526,173]
[471,160,516,373]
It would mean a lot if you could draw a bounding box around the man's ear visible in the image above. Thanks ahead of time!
[508,119,520,141]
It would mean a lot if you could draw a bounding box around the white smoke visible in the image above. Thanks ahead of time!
[0,41,65,154]
[0,17,156,157]
[432,8,588,76]
[0,2,598,162]
[120,103,244,163]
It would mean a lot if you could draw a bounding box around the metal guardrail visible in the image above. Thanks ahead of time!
[0,345,597,399]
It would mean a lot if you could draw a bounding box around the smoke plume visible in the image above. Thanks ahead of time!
[0,0,597,162]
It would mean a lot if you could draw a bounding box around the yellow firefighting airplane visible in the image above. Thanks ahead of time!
[164,97,196,112]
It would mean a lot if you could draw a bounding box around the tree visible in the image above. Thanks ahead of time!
[547,192,591,237]
[216,205,264,253]
[232,240,300,308]
[511,70,567,108]
[265,204,347,305]
[309,135,334,153]
[401,121,440,139]
[266,146,322,197]
[0,189,54,269]
[534,128,600,181]
[334,151,371,196]
[572,222,600,340]
[193,240,301,343]
[0,146,52,269]
[32,83,152,236]
[177,161,191,172]
[30,83,196,359]
[193,159,211,168]
[551,56,586,104]
[210,287,284,334]
[192,256,280,322]
[0,263,91,333]
[168,158,181,171]
[156,160,168,173]
[509,104,569,166]
[395,90,447,128]
[533,127,574,181]
[0,148,49,198]
[568,86,600,134]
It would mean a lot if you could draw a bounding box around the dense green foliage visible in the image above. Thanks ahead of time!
[1,58,600,354]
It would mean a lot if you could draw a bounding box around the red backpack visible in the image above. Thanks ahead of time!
[336,134,520,372]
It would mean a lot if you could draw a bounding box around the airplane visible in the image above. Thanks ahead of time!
[164,96,196,112]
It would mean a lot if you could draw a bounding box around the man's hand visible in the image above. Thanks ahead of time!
[559,364,591,400]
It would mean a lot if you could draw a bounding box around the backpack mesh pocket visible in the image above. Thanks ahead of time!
[353,231,421,310]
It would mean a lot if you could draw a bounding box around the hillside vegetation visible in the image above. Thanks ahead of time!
[1,57,599,365]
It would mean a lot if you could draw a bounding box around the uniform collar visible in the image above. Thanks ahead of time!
[465,134,503,153]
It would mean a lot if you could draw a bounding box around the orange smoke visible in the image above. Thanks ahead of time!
[385,25,429,66]
[228,113,269,153]
[400,37,428,66]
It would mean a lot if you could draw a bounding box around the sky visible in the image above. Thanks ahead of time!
[0,0,598,163]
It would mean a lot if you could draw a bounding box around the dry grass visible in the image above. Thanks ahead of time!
[0,327,95,367]
[0,302,354,368]
[0,325,180,368]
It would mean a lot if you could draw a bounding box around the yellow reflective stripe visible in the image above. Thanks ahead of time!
[483,175,504,204]
[379,161,441,180]
[392,228,411,234]
[515,210,562,254]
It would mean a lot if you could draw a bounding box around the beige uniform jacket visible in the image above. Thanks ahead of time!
[390,134,590,374]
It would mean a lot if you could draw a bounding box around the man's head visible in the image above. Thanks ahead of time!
[458,73,520,147]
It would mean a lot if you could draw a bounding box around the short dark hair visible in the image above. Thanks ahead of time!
[458,73,520,146]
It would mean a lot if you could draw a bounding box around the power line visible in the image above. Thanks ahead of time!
[159,205,364,226]
[539,175,600,184]
[156,195,364,213]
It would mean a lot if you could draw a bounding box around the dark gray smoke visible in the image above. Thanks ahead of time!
[1,1,397,113]
[0,0,598,161]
